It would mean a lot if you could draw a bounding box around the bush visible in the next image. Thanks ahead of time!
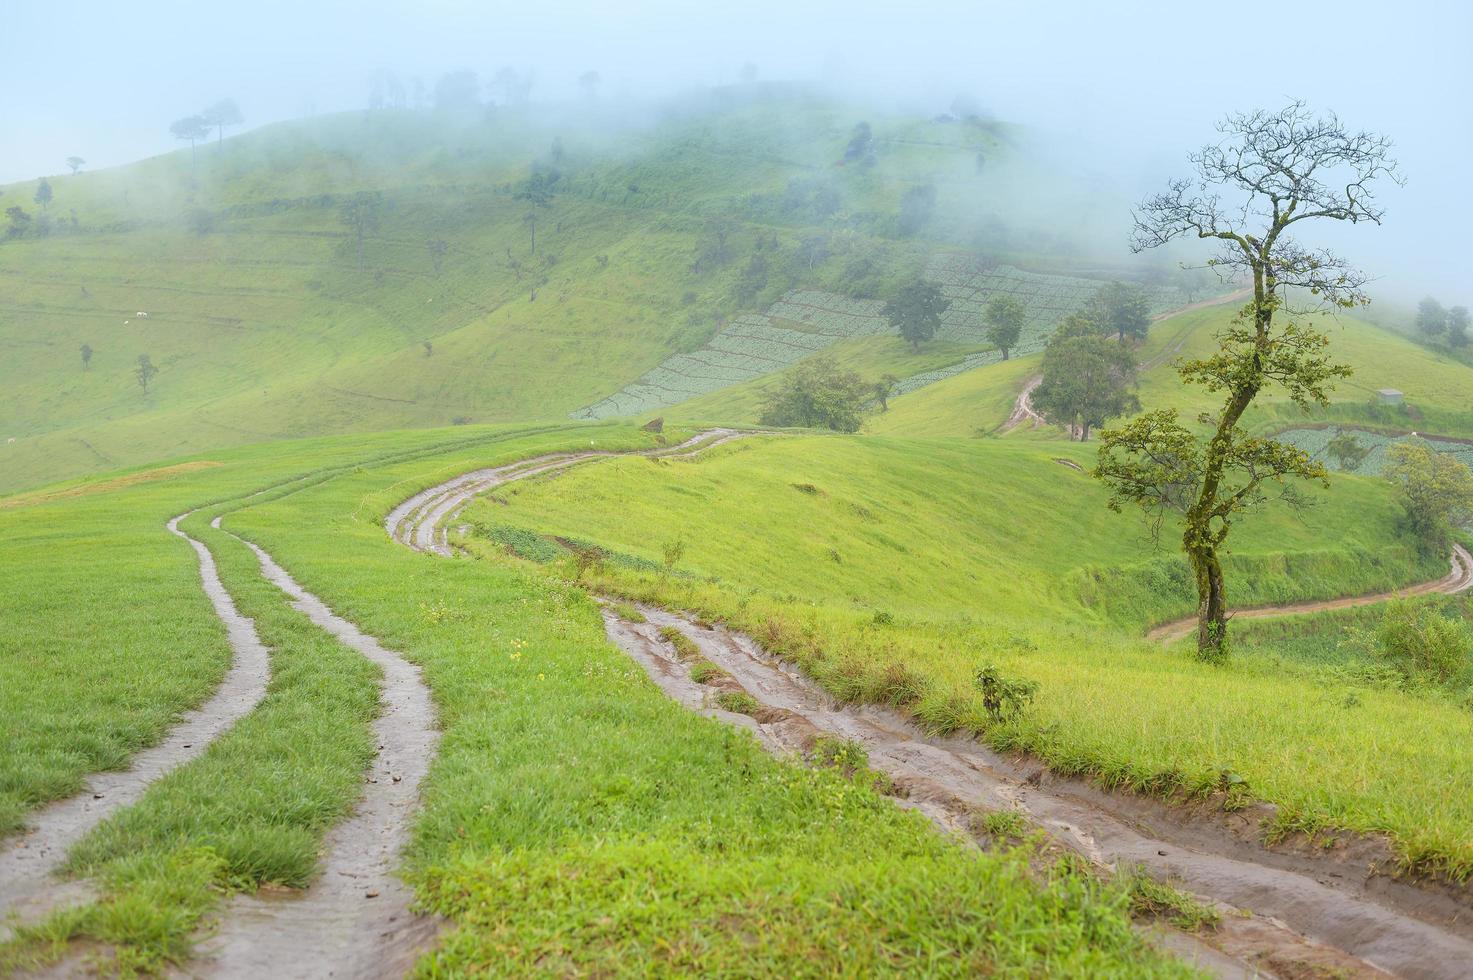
[1357,600,1473,686]
[974,665,1038,723]
[758,357,872,433]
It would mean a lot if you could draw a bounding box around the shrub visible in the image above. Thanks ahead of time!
[688,659,727,684]
[974,665,1038,724]
[1356,600,1473,686]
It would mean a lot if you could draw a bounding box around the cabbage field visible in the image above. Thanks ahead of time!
[1278,426,1473,475]
[573,256,1187,419]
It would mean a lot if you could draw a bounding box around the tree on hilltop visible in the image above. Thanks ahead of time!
[170,115,211,178]
[33,179,52,211]
[66,157,85,176]
[202,99,243,146]
[1096,101,1398,660]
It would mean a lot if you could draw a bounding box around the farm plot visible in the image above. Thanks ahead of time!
[575,255,1187,419]
[1278,426,1473,475]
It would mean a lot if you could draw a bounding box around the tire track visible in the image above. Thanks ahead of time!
[179,521,440,979]
[387,428,749,556]
[0,513,271,936]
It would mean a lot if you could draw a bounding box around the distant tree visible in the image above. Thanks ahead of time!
[983,294,1025,359]
[1032,314,1139,440]
[369,68,404,110]
[426,238,448,275]
[883,281,951,352]
[80,343,93,371]
[1384,440,1473,552]
[758,357,872,432]
[1088,281,1152,344]
[735,252,769,303]
[874,373,900,412]
[515,170,559,209]
[1326,430,1370,472]
[170,114,211,177]
[897,184,936,236]
[1447,305,1470,348]
[411,76,426,109]
[337,192,381,273]
[5,206,31,237]
[434,70,480,110]
[549,136,565,164]
[33,179,52,211]
[1097,102,1395,660]
[950,93,981,120]
[843,122,875,166]
[795,232,831,271]
[740,62,759,84]
[691,217,736,273]
[1416,296,1447,339]
[135,353,158,394]
[521,212,539,255]
[202,98,243,146]
[578,70,601,100]
[492,67,531,105]
[422,340,433,358]
[66,156,85,176]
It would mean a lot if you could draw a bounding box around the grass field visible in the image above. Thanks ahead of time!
[1,424,1192,975]
[454,433,1473,878]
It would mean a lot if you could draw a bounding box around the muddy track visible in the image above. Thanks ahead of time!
[178,521,440,980]
[0,513,271,937]
[1148,544,1473,643]
[391,439,1473,979]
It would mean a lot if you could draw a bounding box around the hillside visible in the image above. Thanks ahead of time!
[1,88,1178,494]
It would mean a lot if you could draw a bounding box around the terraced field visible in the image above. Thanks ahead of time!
[576,259,1188,418]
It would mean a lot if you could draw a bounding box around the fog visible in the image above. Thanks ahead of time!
[2,0,1468,298]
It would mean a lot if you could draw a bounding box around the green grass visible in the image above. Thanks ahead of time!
[1133,305,1473,435]
[463,433,1435,629]
[459,432,1473,878]
[1,422,1190,975]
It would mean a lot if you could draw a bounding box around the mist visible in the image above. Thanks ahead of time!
[2,0,1468,298]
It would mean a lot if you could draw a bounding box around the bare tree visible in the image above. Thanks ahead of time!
[170,115,211,178]
[1096,102,1399,660]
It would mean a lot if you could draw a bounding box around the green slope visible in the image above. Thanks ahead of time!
[1,90,1038,493]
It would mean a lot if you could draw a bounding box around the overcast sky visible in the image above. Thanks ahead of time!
[2,0,1468,296]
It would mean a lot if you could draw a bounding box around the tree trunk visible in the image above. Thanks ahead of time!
[1001,347,1009,360]
[1187,542,1227,661]
[1079,421,1090,441]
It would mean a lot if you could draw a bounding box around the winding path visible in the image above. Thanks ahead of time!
[389,436,1473,979]
[1148,544,1473,643]
[0,512,271,937]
